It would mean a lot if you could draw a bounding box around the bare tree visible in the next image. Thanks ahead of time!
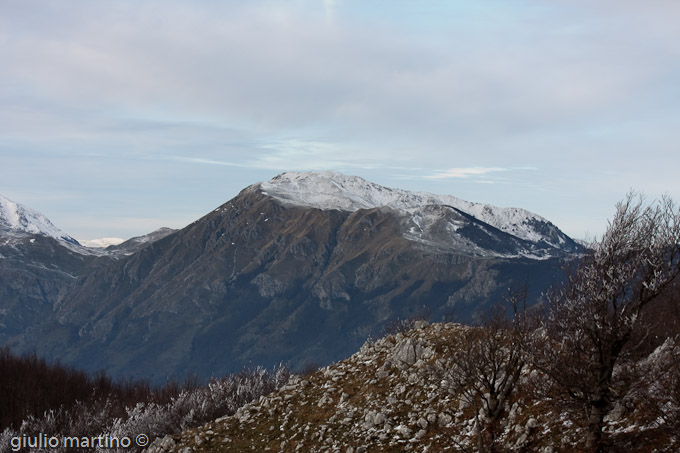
[533,193,680,452]
[445,286,530,452]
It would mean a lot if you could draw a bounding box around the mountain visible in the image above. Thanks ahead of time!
[105,227,176,255]
[0,194,79,245]
[0,196,173,345]
[7,172,581,384]
[76,228,177,256]
[261,171,578,257]
[0,195,113,344]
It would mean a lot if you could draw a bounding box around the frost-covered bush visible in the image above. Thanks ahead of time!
[0,366,289,453]
[106,366,289,450]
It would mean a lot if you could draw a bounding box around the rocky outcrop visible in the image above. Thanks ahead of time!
[146,321,679,452]
[147,323,544,452]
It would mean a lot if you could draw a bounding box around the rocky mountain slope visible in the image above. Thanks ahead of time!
[0,233,107,344]
[0,195,173,344]
[147,321,678,453]
[151,322,480,453]
[5,172,581,384]
[0,195,113,343]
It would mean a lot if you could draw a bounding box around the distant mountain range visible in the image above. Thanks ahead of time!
[1,172,582,383]
[78,238,126,248]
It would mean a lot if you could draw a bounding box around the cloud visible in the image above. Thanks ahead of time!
[426,167,509,180]
[323,0,339,23]
[1,0,679,239]
[424,166,539,182]
[1,0,662,145]
[169,156,244,168]
[0,0,675,184]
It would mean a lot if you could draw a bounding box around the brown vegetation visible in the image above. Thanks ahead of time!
[532,193,680,452]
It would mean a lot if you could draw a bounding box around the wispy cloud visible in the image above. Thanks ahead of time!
[426,167,508,180]
[424,166,539,183]
[169,156,244,168]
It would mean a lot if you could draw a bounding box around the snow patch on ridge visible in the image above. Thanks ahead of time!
[260,171,567,247]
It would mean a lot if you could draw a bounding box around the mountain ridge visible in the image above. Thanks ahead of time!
[258,171,579,259]
[6,173,578,383]
[261,173,554,233]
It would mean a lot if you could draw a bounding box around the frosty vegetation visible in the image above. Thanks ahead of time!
[0,359,289,453]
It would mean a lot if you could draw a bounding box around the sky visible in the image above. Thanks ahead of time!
[1,0,679,241]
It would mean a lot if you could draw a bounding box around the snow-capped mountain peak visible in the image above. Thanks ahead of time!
[0,194,79,245]
[259,171,572,250]
[261,171,436,212]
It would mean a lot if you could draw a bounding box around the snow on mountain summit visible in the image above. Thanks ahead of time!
[260,171,572,249]
[261,171,426,212]
[0,194,79,245]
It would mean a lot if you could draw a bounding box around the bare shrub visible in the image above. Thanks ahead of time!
[444,286,532,452]
[532,193,680,452]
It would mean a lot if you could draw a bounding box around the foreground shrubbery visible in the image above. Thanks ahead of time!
[0,354,289,452]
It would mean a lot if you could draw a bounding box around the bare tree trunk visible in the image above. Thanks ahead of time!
[586,397,607,452]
